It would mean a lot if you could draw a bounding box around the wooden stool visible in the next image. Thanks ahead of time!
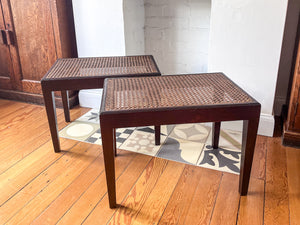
[100,73,261,208]
[41,55,161,152]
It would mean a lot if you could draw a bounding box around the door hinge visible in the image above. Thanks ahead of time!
[0,29,14,45]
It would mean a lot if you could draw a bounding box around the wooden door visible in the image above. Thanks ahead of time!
[0,2,14,90]
[282,19,300,146]
[287,38,300,131]
[0,0,78,106]
[7,0,58,95]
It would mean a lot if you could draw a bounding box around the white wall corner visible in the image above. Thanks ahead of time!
[208,0,288,118]
[258,113,275,137]
[123,0,145,55]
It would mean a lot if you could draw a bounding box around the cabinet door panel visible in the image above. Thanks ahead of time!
[0,41,11,77]
[9,0,57,82]
[0,3,13,89]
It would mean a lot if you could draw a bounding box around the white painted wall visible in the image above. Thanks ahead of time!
[123,0,145,55]
[72,0,126,57]
[72,0,289,136]
[208,0,288,136]
[72,0,126,108]
[144,0,211,74]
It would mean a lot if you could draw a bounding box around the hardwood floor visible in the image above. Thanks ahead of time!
[0,99,299,225]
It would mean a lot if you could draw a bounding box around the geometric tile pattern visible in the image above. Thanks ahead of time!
[120,130,167,156]
[198,145,241,174]
[85,127,136,148]
[59,109,244,174]
[59,121,99,142]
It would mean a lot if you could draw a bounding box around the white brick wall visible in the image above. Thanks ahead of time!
[144,0,211,75]
[123,0,145,55]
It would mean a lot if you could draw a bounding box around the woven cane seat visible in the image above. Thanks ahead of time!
[103,73,257,111]
[42,55,159,80]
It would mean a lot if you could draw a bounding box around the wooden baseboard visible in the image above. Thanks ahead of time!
[0,89,79,108]
[282,121,300,148]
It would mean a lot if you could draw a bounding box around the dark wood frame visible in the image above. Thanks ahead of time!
[41,56,161,153]
[283,16,300,146]
[100,77,261,208]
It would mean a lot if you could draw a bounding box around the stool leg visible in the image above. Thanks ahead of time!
[239,118,259,195]
[113,128,117,156]
[42,89,61,153]
[61,90,70,122]
[101,125,117,208]
[212,122,221,149]
[155,125,160,145]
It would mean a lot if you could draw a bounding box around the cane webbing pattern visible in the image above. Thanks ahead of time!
[43,55,159,80]
[104,73,256,111]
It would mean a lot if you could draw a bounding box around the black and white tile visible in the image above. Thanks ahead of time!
[197,145,241,174]
[59,109,243,174]
[156,124,210,165]
[120,129,167,156]
[85,127,136,148]
[196,129,243,174]
[76,108,100,124]
[59,121,99,141]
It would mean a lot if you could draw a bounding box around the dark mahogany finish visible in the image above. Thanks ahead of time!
[100,73,261,208]
[41,55,161,152]
[283,36,300,146]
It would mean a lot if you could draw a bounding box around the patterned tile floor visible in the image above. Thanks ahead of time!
[59,109,243,174]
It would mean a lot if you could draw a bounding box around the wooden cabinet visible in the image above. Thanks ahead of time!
[0,0,78,106]
[283,36,300,146]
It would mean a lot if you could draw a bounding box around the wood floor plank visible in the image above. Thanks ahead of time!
[57,150,147,224]
[129,161,185,225]
[0,104,42,131]
[0,106,89,174]
[286,147,300,225]
[0,104,44,135]
[179,169,222,225]
[0,140,89,223]
[237,177,264,225]
[0,99,24,107]
[210,173,240,225]
[0,104,88,156]
[0,100,29,119]
[0,106,54,153]
[251,135,267,180]
[35,149,135,225]
[82,153,154,225]
[31,151,104,225]
[108,157,168,225]
[0,108,55,153]
[158,165,204,225]
[264,137,289,225]
[5,143,100,224]
[0,138,77,206]
[0,100,299,224]
[0,98,11,105]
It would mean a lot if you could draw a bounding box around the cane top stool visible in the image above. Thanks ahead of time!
[41,55,161,153]
[100,73,261,208]
[42,55,160,89]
